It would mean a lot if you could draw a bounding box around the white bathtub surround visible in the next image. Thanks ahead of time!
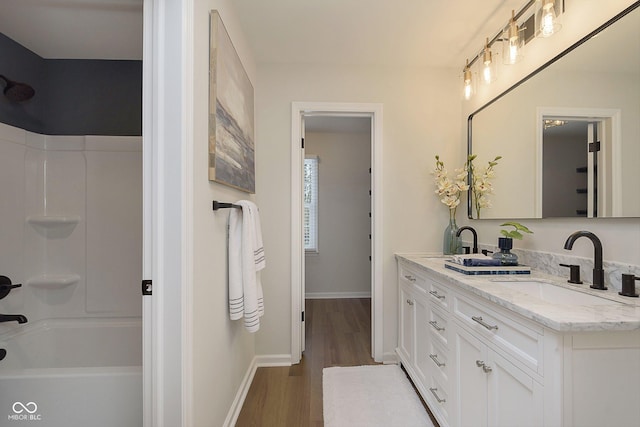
[0,122,142,426]
[0,317,142,427]
[463,242,640,293]
[0,122,142,328]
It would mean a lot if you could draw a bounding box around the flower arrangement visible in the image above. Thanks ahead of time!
[468,155,501,218]
[432,155,470,217]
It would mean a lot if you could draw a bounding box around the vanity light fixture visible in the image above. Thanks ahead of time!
[482,38,497,84]
[503,10,524,64]
[463,59,474,100]
[536,0,562,38]
[460,1,565,100]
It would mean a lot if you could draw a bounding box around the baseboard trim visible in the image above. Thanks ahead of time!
[223,357,258,427]
[382,351,399,364]
[305,291,371,299]
[255,354,294,367]
[223,354,293,427]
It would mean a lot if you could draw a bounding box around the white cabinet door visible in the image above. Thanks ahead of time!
[398,282,415,364]
[487,350,544,427]
[454,324,488,427]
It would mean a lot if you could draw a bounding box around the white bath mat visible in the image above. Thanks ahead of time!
[323,364,434,427]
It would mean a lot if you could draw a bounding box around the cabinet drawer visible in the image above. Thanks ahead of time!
[427,279,450,311]
[427,338,450,383]
[426,305,450,348]
[399,263,425,287]
[425,374,451,427]
[453,293,543,374]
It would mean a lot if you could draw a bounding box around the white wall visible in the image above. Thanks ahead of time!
[305,129,371,298]
[190,1,259,425]
[459,0,640,264]
[255,64,460,359]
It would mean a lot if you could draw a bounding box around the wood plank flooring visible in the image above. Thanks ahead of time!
[236,298,438,426]
[235,298,377,426]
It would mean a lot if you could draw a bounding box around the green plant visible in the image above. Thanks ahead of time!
[499,222,533,240]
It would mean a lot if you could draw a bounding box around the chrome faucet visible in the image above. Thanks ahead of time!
[456,226,478,254]
[0,314,28,324]
[563,231,606,290]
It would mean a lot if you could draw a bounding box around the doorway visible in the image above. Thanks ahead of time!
[290,102,383,364]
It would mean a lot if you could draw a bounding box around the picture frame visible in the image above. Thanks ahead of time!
[209,10,255,193]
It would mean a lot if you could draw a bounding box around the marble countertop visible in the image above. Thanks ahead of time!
[397,253,640,332]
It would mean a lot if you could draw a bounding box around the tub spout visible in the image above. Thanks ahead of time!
[0,314,28,324]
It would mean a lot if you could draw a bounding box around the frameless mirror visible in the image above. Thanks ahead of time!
[468,3,640,219]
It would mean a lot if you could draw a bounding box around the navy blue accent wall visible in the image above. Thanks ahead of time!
[0,33,142,136]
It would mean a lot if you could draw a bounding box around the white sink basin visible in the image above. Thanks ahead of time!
[492,280,620,306]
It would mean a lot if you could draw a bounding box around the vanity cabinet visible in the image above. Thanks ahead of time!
[396,256,640,427]
[398,261,454,425]
[453,312,543,427]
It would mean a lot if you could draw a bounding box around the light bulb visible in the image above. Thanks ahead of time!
[503,10,523,64]
[463,60,473,100]
[539,0,561,37]
[482,38,494,84]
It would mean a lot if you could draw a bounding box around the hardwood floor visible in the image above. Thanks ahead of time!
[235,298,378,426]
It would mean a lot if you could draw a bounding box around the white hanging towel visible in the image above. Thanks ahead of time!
[228,200,265,332]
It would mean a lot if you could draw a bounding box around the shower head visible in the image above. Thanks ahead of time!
[0,74,35,102]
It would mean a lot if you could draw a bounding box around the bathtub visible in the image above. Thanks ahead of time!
[0,318,142,427]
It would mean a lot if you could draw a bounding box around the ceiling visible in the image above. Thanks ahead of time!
[0,0,526,68]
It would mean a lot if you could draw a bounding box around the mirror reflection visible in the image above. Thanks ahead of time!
[469,4,640,219]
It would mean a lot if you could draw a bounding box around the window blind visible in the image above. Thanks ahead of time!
[304,156,319,252]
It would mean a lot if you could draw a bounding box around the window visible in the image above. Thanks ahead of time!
[304,156,319,252]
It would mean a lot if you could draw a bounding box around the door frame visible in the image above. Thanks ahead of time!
[142,0,191,425]
[290,102,383,363]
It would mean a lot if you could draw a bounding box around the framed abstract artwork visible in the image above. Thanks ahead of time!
[209,10,255,193]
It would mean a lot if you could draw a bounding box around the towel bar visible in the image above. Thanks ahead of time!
[212,200,242,210]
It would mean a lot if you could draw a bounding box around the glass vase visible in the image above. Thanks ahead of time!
[443,209,462,255]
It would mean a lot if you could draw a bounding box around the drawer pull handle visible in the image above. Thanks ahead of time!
[429,290,445,300]
[429,354,445,367]
[429,387,446,403]
[472,316,498,331]
[429,320,445,332]
[406,299,414,306]
[404,275,416,282]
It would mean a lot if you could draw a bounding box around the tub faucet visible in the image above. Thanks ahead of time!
[563,230,606,290]
[456,226,478,254]
[0,314,28,324]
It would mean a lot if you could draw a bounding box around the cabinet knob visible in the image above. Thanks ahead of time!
[404,275,416,282]
[476,360,485,368]
[406,299,414,306]
[482,365,493,373]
